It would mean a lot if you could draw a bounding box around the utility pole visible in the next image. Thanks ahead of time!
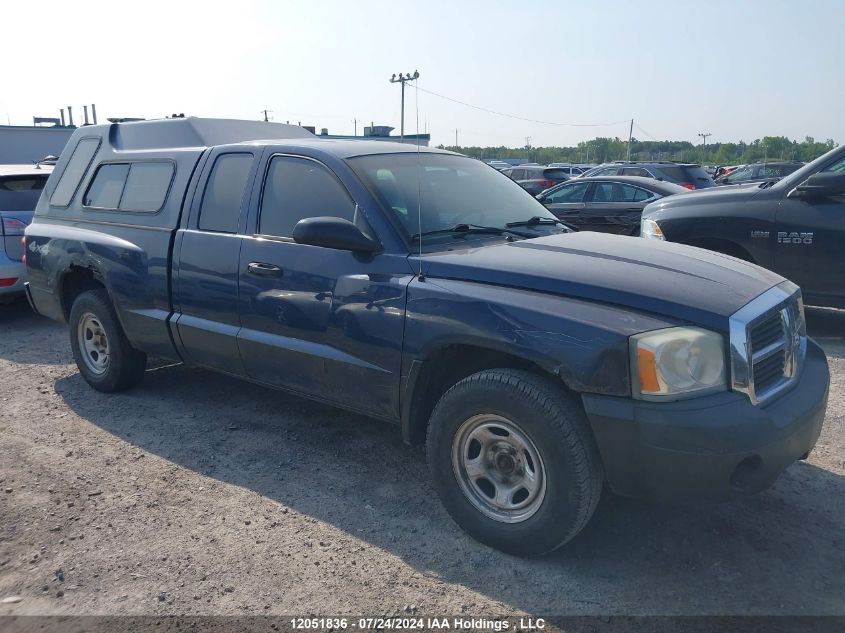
[698,132,711,153]
[455,128,459,148]
[389,70,420,141]
[626,118,634,161]
[261,109,273,122]
[352,118,357,136]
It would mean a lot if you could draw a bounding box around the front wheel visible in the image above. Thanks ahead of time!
[69,288,147,392]
[426,369,603,556]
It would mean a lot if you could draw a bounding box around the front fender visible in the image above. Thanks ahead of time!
[402,277,680,396]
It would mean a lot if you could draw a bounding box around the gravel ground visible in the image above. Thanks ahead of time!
[0,298,843,617]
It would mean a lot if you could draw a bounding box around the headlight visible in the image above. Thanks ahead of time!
[641,217,664,240]
[630,327,726,400]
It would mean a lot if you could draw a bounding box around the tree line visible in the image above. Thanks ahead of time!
[438,136,838,166]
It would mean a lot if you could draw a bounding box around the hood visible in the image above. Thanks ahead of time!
[642,182,764,219]
[417,232,784,330]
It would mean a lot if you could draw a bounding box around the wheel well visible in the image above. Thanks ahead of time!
[686,238,754,263]
[404,345,558,446]
[60,267,105,320]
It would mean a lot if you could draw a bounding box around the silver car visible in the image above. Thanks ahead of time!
[1,164,52,303]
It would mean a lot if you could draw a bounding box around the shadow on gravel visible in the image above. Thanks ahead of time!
[806,306,845,340]
[0,297,68,365]
[54,359,845,615]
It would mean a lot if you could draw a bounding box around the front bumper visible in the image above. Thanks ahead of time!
[582,338,829,500]
[0,250,26,300]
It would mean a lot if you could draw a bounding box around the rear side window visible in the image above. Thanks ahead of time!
[50,138,101,207]
[120,163,174,211]
[0,175,48,211]
[543,168,568,180]
[84,164,130,208]
[661,166,711,184]
[82,162,174,212]
[592,182,653,203]
[621,167,651,177]
[199,154,254,233]
[259,156,354,238]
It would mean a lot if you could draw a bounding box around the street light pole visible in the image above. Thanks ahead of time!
[389,70,420,142]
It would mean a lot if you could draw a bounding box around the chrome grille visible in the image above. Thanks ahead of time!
[750,312,787,394]
[750,313,785,352]
[729,283,806,405]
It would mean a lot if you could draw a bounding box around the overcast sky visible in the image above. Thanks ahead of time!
[2,0,842,148]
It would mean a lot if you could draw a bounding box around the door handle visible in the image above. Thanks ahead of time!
[247,262,283,277]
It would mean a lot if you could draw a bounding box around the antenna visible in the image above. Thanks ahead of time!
[415,75,424,281]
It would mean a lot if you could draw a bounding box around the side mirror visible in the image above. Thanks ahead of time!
[535,194,546,202]
[790,172,845,199]
[292,217,381,253]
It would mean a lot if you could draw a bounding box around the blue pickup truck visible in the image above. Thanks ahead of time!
[24,118,829,556]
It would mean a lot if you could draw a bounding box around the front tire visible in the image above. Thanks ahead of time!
[69,288,147,392]
[426,369,603,556]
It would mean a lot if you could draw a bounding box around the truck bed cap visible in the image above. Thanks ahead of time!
[103,117,315,151]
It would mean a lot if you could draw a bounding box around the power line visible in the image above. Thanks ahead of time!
[415,85,631,128]
[633,122,660,141]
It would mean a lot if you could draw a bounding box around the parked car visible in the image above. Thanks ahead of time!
[0,164,53,303]
[581,161,715,189]
[536,176,687,235]
[715,161,804,186]
[25,117,828,556]
[714,164,744,179]
[641,144,845,308]
[485,160,511,171]
[548,163,586,176]
[501,165,571,195]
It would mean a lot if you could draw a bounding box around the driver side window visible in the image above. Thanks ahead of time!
[259,156,355,237]
[547,182,589,203]
[823,157,845,174]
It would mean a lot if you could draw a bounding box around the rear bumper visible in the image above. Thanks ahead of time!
[582,339,829,501]
[0,251,25,299]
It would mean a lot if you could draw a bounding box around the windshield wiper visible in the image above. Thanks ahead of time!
[505,216,566,228]
[411,223,532,240]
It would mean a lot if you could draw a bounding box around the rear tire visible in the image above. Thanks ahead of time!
[426,368,603,556]
[69,288,147,392]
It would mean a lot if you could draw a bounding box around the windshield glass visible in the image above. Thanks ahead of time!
[349,153,559,245]
[774,144,845,190]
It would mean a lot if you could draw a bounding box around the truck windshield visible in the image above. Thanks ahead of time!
[349,153,559,245]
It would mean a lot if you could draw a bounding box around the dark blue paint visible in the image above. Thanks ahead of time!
[23,120,802,431]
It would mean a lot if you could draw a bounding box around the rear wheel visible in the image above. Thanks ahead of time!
[69,289,146,392]
[426,368,603,556]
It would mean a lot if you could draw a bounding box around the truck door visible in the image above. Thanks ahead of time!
[236,153,406,419]
[172,151,258,375]
[774,156,845,307]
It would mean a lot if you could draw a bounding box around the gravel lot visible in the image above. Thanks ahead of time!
[0,298,843,617]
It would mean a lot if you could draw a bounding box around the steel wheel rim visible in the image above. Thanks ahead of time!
[451,413,547,523]
[77,312,110,375]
